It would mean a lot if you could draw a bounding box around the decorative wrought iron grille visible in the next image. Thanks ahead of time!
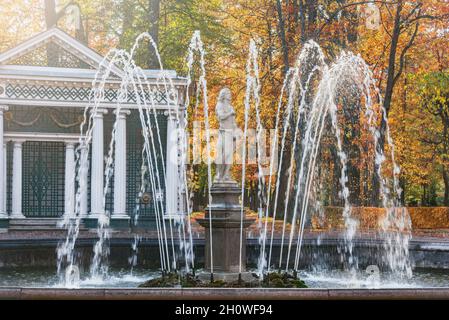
[22,141,65,217]
[4,84,168,105]
[8,42,93,69]
[88,111,168,217]
[126,110,167,220]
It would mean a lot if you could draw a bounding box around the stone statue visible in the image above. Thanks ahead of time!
[215,87,237,182]
[196,87,256,282]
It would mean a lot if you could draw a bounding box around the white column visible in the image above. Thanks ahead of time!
[79,143,88,217]
[178,109,187,216]
[112,109,130,219]
[3,143,6,214]
[165,112,179,216]
[11,140,24,219]
[64,142,75,217]
[90,109,107,217]
[0,106,7,218]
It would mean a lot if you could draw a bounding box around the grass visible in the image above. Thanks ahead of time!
[138,271,307,288]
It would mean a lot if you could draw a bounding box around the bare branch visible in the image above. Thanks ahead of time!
[406,13,449,26]
[393,21,419,86]
[316,0,398,38]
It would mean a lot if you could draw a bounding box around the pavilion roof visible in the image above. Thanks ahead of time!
[0,28,186,109]
[0,27,181,81]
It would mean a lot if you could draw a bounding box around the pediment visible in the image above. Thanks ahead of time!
[0,28,123,77]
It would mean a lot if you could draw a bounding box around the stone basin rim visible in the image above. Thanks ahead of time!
[1,287,449,300]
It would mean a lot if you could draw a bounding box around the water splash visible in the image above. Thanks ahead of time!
[57,49,130,286]
[57,32,202,286]
[55,31,412,287]
[239,39,263,276]
[258,41,411,281]
[185,30,213,276]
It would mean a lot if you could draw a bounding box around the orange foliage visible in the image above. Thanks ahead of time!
[312,206,449,230]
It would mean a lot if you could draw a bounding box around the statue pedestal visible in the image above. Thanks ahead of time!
[196,180,255,282]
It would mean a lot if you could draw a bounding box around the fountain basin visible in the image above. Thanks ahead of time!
[1,234,449,289]
[1,236,449,270]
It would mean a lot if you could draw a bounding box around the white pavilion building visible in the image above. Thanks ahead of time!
[0,27,186,230]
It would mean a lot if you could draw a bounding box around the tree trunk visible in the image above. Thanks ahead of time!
[306,0,317,38]
[400,177,406,205]
[276,0,289,75]
[273,135,293,219]
[443,119,449,206]
[119,1,136,48]
[272,0,292,219]
[298,0,306,43]
[330,145,341,206]
[383,1,403,116]
[45,0,57,28]
[344,103,361,206]
[44,0,57,67]
[372,1,403,206]
[148,0,161,68]
[421,184,427,206]
[443,168,449,206]
[74,7,86,44]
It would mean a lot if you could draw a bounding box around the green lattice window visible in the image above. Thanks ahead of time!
[22,141,65,217]
[126,110,167,221]
[95,110,168,219]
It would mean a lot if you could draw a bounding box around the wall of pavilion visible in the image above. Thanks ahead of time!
[0,28,185,229]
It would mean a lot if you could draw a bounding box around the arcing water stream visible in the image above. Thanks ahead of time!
[56,30,412,287]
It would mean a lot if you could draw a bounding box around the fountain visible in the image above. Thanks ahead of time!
[67,31,409,287]
[196,88,255,282]
[4,28,445,292]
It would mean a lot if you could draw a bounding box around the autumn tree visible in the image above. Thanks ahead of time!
[416,72,449,205]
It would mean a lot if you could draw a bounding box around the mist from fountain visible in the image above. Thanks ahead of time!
[56,29,412,287]
[259,46,412,281]
[184,31,213,277]
[57,49,129,285]
[57,33,202,286]
[239,39,265,277]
